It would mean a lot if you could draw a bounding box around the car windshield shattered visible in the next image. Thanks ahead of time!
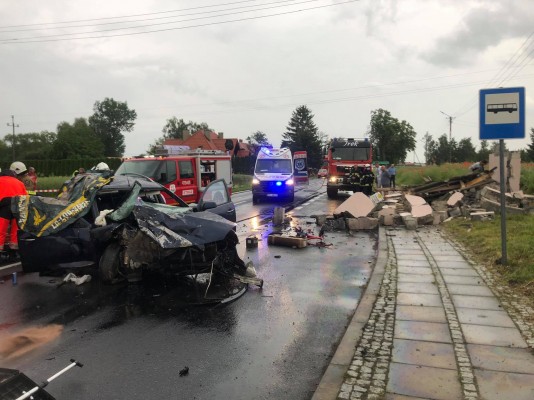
[10,172,261,295]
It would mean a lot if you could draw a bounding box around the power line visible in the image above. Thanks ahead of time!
[0,0,302,33]
[0,0,358,44]
[0,0,270,29]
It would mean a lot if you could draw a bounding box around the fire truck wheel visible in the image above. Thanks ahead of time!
[327,188,338,199]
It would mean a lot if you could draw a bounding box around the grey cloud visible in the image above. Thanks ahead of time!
[422,3,534,67]
[364,0,398,37]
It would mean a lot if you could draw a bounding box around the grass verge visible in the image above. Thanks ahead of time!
[442,214,534,302]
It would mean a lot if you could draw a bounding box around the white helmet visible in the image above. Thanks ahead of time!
[10,161,27,175]
[95,162,110,170]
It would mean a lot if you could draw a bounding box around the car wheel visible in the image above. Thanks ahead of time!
[287,192,294,202]
[327,188,338,199]
[99,242,124,284]
[252,195,259,204]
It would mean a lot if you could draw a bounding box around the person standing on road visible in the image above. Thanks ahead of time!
[374,163,382,188]
[388,164,396,188]
[380,165,391,189]
[10,161,36,195]
[0,168,28,251]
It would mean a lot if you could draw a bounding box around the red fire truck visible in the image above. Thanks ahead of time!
[324,138,373,198]
[116,146,233,205]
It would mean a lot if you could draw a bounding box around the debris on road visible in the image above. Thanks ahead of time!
[316,167,532,232]
[62,272,92,286]
[179,366,189,377]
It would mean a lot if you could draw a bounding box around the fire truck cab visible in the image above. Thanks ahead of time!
[116,145,233,205]
[325,138,373,198]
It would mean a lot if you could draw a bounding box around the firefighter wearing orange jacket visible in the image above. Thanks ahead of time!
[0,164,28,251]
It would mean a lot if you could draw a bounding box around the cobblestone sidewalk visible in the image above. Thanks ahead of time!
[337,226,534,400]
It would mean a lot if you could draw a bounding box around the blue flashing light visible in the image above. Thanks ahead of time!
[276,181,282,186]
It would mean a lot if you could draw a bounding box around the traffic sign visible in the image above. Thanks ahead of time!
[479,87,525,140]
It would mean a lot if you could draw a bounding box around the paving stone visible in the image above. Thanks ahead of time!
[451,295,502,310]
[462,324,528,348]
[439,268,479,277]
[394,249,425,255]
[392,339,456,369]
[396,254,429,262]
[441,275,484,285]
[467,344,534,373]
[397,266,433,275]
[396,305,447,323]
[396,260,432,268]
[397,274,435,283]
[475,369,534,400]
[397,293,443,307]
[435,260,472,269]
[456,308,516,327]
[394,321,452,343]
[387,362,462,400]
[397,282,439,294]
[447,284,494,296]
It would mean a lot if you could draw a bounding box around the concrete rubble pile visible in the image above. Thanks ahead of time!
[316,171,533,232]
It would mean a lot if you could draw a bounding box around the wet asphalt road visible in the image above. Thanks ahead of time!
[0,181,377,400]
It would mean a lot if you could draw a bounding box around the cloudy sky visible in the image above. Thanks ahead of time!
[1,0,533,161]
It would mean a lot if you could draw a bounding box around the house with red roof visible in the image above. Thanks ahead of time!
[163,130,252,157]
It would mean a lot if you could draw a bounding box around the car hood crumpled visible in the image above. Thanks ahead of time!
[133,203,237,249]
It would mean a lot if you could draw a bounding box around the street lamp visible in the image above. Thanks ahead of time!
[7,115,19,161]
[440,111,455,163]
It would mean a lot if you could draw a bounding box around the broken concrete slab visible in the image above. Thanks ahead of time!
[411,204,434,225]
[404,194,427,210]
[448,207,462,218]
[380,214,395,226]
[470,211,495,221]
[447,192,464,207]
[334,192,376,218]
[401,215,418,230]
[322,217,347,232]
[346,217,379,230]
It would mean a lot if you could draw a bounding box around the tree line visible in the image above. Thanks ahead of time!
[3,100,534,173]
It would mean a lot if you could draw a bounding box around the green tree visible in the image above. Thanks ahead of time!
[281,105,322,168]
[525,128,534,161]
[89,98,137,157]
[456,138,478,162]
[478,140,491,161]
[423,132,437,164]
[161,117,211,140]
[2,131,56,161]
[368,109,417,164]
[246,131,271,154]
[53,118,105,159]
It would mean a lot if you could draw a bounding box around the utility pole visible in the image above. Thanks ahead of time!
[440,111,455,163]
[7,115,19,162]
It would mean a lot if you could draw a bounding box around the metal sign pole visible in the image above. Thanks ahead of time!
[498,140,507,265]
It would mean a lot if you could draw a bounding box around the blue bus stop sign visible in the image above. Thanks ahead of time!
[479,87,525,140]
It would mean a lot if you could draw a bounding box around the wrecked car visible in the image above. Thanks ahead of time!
[11,171,247,283]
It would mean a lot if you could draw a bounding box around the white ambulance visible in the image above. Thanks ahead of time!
[251,147,294,203]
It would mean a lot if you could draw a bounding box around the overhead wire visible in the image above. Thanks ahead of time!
[0,0,358,44]
[0,0,302,33]
[0,0,274,29]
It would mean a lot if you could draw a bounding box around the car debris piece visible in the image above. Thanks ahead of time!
[62,272,92,286]
[179,366,189,377]
[268,234,307,248]
[246,236,258,248]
